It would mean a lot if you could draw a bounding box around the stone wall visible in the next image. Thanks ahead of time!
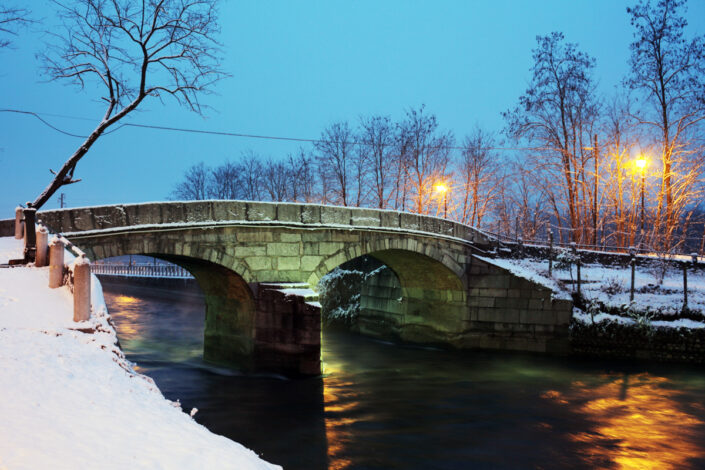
[0,218,14,237]
[359,267,404,338]
[570,320,705,364]
[462,257,573,354]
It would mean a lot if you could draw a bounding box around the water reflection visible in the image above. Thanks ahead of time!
[103,283,705,470]
[544,373,705,469]
[323,373,358,470]
[109,295,144,341]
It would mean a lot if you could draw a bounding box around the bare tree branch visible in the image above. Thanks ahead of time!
[32,0,227,209]
[0,5,34,48]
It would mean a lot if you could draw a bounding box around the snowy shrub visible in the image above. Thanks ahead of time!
[600,277,624,295]
[553,248,579,284]
[318,268,366,326]
[317,256,387,327]
[646,252,674,286]
[625,302,655,335]
[585,299,602,325]
[554,249,579,271]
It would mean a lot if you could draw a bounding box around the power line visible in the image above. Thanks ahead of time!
[0,107,559,152]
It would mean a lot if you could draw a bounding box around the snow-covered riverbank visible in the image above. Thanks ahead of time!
[487,254,705,329]
[0,237,279,470]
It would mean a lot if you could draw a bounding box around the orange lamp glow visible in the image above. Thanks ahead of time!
[634,156,648,171]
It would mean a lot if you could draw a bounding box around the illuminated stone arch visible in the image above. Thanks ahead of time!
[309,237,468,346]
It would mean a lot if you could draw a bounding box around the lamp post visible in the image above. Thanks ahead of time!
[634,156,648,242]
[434,183,448,218]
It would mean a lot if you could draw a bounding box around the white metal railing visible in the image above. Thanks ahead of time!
[91,263,193,279]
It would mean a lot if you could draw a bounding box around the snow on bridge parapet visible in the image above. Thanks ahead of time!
[25,200,494,247]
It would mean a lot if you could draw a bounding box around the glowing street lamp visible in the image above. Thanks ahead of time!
[634,155,649,240]
[434,183,448,218]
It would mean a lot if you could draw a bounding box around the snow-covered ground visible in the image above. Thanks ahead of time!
[487,254,705,329]
[0,236,22,264]
[0,237,279,470]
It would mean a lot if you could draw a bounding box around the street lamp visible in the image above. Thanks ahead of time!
[634,155,648,242]
[434,183,448,218]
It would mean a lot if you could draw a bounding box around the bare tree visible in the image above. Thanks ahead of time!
[315,121,354,206]
[504,32,599,243]
[398,106,454,215]
[600,95,642,248]
[237,150,265,201]
[170,161,209,200]
[0,4,32,49]
[458,128,502,228]
[359,115,395,209]
[262,158,290,202]
[287,149,317,203]
[626,0,705,249]
[208,160,239,199]
[32,0,225,209]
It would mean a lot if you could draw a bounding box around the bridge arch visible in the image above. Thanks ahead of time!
[93,248,260,369]
[310,236,468,346]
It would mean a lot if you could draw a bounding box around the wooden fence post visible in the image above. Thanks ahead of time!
[49,238,65,289]
[14,206,23,239]
[682,262,688,313]
[629,246,636,302]
[35,226,48,267]
[73,255,91,322]
[548,229,553,277]
[570,242,581,295]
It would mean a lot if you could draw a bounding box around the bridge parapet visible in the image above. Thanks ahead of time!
[33,201,493,247]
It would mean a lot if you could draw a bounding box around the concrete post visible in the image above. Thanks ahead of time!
[73,255,91,322]
[35,226,49,267]
[14,206,23,239]
[49,238,65,288]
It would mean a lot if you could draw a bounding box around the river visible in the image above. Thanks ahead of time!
[102,283,705,470]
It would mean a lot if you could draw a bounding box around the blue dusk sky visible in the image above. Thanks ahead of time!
[1,0,704,215]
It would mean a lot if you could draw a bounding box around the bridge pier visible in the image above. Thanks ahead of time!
[202,281,321,377]
[252,284,321,376]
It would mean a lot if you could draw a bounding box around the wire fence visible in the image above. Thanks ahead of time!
[481,224,704,258]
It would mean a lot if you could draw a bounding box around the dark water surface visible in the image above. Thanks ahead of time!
[102,284,705,470]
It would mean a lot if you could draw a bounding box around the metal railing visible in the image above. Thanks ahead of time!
[91,263,193,279]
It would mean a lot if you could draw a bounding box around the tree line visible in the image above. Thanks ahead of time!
[172,0,705,254]
[3,0,703,253]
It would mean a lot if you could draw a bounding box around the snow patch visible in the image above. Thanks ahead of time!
[0,237,279,470]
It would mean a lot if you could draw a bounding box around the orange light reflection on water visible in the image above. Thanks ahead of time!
[109,295,145,341]
[322,361,361,470]
[542,373,704,469]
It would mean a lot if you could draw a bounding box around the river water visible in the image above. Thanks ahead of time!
[102,284,705,470]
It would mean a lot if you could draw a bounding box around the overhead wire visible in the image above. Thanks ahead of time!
[0,107,556,152]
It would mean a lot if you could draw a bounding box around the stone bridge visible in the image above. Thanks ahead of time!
[23,201,572,375]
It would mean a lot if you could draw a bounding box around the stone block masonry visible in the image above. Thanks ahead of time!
[6,201,576,375]
[253,284,321,376]
[570,320,705,364]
